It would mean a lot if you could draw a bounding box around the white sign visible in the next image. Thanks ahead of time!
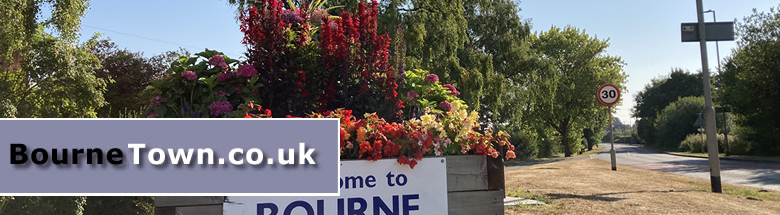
[224,158,448,215]
[597,84,620,106]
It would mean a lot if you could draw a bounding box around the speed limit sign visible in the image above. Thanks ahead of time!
[597,84,620,106]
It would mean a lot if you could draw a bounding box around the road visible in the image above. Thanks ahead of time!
[593,143,780,191]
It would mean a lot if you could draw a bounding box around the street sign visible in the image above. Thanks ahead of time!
[597,84,620,106]
[681,22,735,42]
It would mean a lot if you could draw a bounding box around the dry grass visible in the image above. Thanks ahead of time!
[505,159,780,215]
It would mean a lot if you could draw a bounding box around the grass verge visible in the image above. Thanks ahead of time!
[505,158,780,214]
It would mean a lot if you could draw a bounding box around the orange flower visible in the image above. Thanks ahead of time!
[356,127,367,143]
[506,151,516,159]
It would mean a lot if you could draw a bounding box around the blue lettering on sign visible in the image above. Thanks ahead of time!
[283,201,314,215]
[373,196,398,215]
[256,194,420,215]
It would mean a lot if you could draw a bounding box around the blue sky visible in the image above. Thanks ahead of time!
[78,0,779,124]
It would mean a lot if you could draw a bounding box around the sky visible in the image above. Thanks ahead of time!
[77,0,780,125]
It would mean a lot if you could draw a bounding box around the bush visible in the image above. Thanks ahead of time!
[509,129,539,160]
[654,96,705,150]
[678,133,751,154]
[538,134,561,158]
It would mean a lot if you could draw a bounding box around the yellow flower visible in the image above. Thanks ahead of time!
[356,127,367,143]
[451,100,462,111]
[458,109,468,119]
[421,114,435,125]
[470,110,479,119]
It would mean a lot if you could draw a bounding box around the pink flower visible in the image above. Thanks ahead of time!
[209,101,233,116]
[146,112,159,118]
[439,100,452,112]
[406,91,418,100]
[237,64,258,77]
[209,55,225,66]
[442,84,460,96]
[217,72,233,82]
[424,74,439,83]
[182,71,197,80]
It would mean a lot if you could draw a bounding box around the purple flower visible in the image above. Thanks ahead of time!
[217,72,233,82]
[282,9,304,26]
[442,84,460,96]
[209,101,233,116]
[150,95,163,108]
[310,9,328,26]
[146,112,159,118]
[237,64,258,77]
[406,91,418,100]
[424,74,439,83]
[439,100,452,112]
[209,55,226,66]
[218,63,229,71]
[182,71,197,80]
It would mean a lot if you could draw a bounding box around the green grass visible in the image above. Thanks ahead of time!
[506,189,553,204]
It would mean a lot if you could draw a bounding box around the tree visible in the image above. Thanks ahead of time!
[1,0,107,118]
[632,69,702,145]
[527,26,627,157]
[654,96,704,150]
[89,39,183,117]
[721,4,780,155]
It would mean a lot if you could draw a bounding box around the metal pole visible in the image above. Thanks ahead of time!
[610,106,616,171]
[696,0,723,193]
[712,11,730,157]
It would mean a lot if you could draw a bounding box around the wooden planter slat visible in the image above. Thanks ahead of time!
[447,190,505,215]
[446,155,489,192]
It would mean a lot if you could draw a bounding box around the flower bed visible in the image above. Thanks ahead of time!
[142,0,515,168]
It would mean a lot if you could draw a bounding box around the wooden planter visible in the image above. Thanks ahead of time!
[155,155,505,215]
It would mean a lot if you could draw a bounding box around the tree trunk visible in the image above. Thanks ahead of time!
[562,126,571,157]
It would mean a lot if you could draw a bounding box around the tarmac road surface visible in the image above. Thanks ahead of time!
[594,143,780,191]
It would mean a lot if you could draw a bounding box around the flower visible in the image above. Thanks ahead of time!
[451,100,462,111]
[208,101,233,116]
[424,74,439,83]
[506,151,516,159]
[281,9,304,26]
[310,9,329,26]
[442,84,460,96]
[217,72,233,81]
[182,71,197,80]
[237,64,258,77]
[439,100,452,112]
[150,95,163,108]
[356,127,367,143]
[406,91,418,100]
[146,112,159,118]
[420,114,435,125]
[209,55,225,66]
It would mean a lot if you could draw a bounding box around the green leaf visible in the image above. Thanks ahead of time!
[155,106,167,117]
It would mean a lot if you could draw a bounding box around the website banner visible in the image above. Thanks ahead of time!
[0,119,339,196]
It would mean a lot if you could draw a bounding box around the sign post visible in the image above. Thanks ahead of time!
[681,0,730,193]
[598,84,620,171]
